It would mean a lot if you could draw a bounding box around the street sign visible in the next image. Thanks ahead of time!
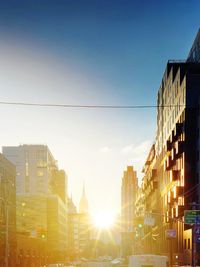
[144,215,155,226]
[196,215,200,225]
[194,226,200,235]
[195,235,200,243]
[165,229,176,239]
[184,210,200,224]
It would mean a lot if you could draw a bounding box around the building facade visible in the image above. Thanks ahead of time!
[67,189,91,260]
[3,145,57,195]
[134,29,200,266]
[0,153,16,267]
[121,166,138,258]
[3,145,68,265]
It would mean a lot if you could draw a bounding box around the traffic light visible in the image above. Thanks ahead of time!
[138,223,143,228]
[37,228,46,239]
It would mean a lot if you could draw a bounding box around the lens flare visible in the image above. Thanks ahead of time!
[92,211,115,229]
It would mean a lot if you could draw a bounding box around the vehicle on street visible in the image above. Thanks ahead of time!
[128,254,168,267]
[47,264,64,267]
[81,261,112,267]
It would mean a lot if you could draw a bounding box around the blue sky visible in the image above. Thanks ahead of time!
[0,0,199,214]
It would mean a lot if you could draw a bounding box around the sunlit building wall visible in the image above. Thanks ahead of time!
[0,153,16,267]
[47,195,68,260]
[155,60,200,264]
[139,144,160,254]
[3,145,69,264]
[135,30,200,265]
[68,212,91,259]
[3,145,57,195]
[51,169,68,204]
[17,194,68,261]
[121,165,138,257]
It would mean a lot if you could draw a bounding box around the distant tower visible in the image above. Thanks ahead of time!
[79,183,89,214]
[121,166,138,257]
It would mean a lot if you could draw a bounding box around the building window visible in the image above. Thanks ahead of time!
[25,176,30,193]
[184,239,186,249]
[36,150,47,167]
[188,238,190,249]
[37,170,44,177]
[25,163,29,177]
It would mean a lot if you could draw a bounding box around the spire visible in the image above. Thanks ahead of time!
[79,182,89,214]
[82,181,86,196]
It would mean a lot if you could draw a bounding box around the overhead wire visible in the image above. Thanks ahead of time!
[0,101,189,109]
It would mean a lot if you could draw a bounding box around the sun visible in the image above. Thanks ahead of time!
[92,211,115,229]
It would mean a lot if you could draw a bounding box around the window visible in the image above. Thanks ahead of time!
[36,150,47,167]
[25,176,30,193]
[25,163,29,177]
[188,238,190,249]
[37,170,44,177]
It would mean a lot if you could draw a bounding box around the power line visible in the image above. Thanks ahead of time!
[0,101,188,109]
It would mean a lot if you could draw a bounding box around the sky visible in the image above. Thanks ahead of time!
[0,0,199,215]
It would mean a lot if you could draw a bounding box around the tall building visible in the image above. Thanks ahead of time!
[3,145,57,195]
[67,196,91,260]
[3,145,68,265]
[187,29,200,63]
[51,169,68,204]
[137,29,200,266]
[79,184,89,214]
[0,153,16,267]
[16,194,68,264]
[121,166,138,258]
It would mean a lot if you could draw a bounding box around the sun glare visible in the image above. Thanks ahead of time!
[92,211,115,229]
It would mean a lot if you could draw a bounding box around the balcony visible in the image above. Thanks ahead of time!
[151,181,158,191]
[151,169,157,180]
[172,123,184,143]
[165,156,175,171]
[167,140,172,151]
[174,206,185,218]
[171,147,176,160]
[171,170,180,182]
[176,186,184,196]
[175,123,184,137]
[175,141,184,158]
[172,130,178,142]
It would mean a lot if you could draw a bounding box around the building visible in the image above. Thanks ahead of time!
[51,169,68,204]
[79,184,89,214]
[3,145,68,264]
[187,29,200,63]
[16,194,68,264]
[3,145,58,195]
[67,196,91,260]
[121,166,138,258]
[138,29,200,266]
[138,144,160,255]
[0,153,16,267]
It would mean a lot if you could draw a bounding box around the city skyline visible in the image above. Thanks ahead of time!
[0,0,200,215]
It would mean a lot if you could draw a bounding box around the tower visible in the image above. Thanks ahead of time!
[121,166,138,257]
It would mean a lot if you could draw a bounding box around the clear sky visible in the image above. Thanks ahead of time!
[0,0,199,215]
